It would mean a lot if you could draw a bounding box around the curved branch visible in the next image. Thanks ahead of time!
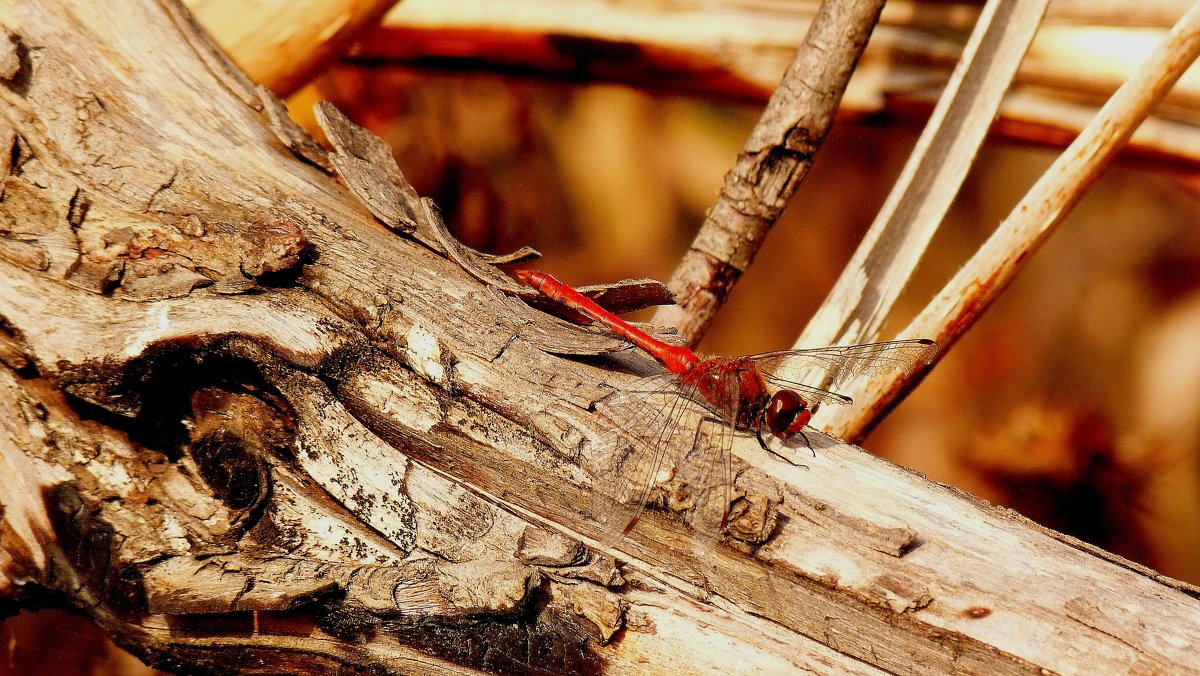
[2,1,1199,674]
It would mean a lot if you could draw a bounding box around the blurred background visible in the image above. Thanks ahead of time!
[6,1,1200,673]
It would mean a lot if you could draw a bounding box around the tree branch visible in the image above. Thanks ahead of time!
[2,1,1200,674]
[651,0,887,346]
[821,0,1200,441]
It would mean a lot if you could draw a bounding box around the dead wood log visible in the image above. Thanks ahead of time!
[2,1,1200,674]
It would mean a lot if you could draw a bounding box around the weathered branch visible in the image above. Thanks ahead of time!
[821,0,1200,441]
[795,0,1048,350]
[2,1,1200,674]
[652,0,887,346]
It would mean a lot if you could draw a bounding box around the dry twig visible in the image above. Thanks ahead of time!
[822,0,1200,441]
[797,0,1049,351]
[789,0,1047,431]
[186,0,397,95]
[651,0,887,346]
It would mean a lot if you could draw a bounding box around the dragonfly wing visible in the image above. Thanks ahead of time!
[749,339,938,391]
[590,373,718,546]
[760,375,855,406]
[677,369,741,554]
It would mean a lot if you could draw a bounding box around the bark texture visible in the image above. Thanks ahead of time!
[1,2,1199,675]
[653,0,887,346]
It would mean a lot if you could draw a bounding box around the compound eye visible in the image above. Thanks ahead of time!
[765,390,804,436]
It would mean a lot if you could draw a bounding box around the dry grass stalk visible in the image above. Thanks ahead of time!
[795,0,1049,356]
[822,0,1200,441]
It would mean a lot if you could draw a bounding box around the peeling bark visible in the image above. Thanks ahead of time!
[2,2,1200,675]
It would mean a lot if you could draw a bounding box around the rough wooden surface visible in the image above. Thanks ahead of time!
[2,1,1200,675]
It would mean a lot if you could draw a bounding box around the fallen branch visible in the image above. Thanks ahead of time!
[2,1,1200,674]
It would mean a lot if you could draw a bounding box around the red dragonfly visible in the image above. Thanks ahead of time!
[516,270,938,546]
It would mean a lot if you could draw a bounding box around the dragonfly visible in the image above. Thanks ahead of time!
[515,270,938,546]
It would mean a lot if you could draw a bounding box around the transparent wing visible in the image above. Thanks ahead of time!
[747,339,938,392]
[590,373,724,546]
[678,368,741,554]
[759,376,855,406]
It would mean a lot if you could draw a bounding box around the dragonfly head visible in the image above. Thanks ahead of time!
[763,389,812,440]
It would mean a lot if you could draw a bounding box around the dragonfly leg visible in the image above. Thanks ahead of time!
[758,428,812,467]
[798,429,817,458]
[755,427,770,452]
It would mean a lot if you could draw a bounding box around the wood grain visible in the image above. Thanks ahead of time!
[1,1,1198,674]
